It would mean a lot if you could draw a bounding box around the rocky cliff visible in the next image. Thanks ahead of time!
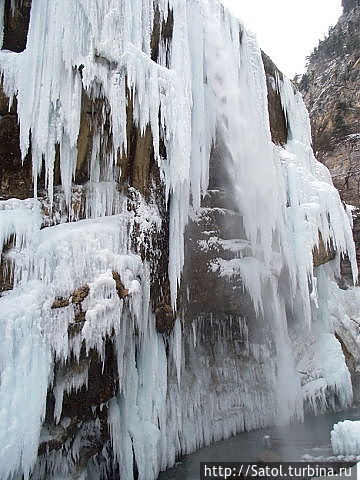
[299,1,360,281]
[0,1,359,479]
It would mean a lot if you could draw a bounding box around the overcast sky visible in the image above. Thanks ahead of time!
[220,0,343,78]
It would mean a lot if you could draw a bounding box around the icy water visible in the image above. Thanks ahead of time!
[158,406,360,479]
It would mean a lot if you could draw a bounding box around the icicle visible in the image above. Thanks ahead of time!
[172,317,182,385]
[0,0,5,48]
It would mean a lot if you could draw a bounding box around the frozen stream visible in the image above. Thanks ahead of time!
[158,406,360,479]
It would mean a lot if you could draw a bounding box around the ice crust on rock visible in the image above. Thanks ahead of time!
[0,0,359,479]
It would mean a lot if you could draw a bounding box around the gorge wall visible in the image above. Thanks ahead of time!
[299,0,360,282]
[0,1,360,479]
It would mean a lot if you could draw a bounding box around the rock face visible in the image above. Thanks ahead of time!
[299,3,360,396]
[299,3,360,281]
[342,0,360,14]
[0,1,358,479]
[300,4,360,200]
[262,52,288,146]
[0,89,33,200]
[313,234,336,267]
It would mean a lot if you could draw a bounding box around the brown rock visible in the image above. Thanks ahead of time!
[112,271,129,299]
[51,297,70,309]
[262,51,288,146]
[61,343,118,416]
[313,233,336,267]
[74,311,86,323]
[51,284,89,309]
[155,304,175,334]
[67,310,86,337]
[75,90,92,184]
[118,92,155,198]
[0,85,33,200]
[2,0,32,53]
[71,285,90,304]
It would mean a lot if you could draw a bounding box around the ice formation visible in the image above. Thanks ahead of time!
[331,420,360,455]
[0,0,359,479]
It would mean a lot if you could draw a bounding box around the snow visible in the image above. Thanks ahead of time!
[0,0,359,479]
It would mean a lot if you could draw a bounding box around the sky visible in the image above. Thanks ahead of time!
[220,0,343,78]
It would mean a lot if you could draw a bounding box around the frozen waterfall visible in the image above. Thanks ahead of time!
[0,0,359,479]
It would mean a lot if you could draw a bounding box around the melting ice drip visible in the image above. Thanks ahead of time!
[0,0,358,479]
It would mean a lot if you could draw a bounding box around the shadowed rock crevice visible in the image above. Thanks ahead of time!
[62,343,118,416]
[0,241,14,294]
[0,85,33,200]
[150,5,174,66]
[75,89,93,184]
[2,0,32,52]
[41,341,118,464]
[262,51,288,146]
